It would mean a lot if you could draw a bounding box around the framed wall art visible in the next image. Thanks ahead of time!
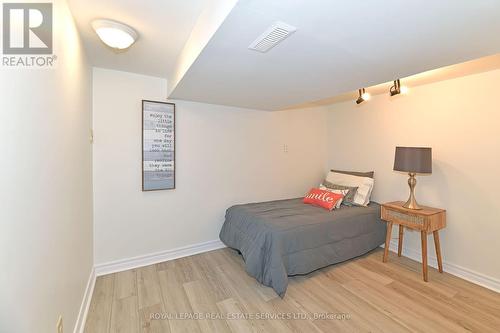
[142,100,175,191]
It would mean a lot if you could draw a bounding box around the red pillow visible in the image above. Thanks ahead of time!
[303,188,344,211]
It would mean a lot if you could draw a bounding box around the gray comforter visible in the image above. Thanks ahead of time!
[219,198,386,297]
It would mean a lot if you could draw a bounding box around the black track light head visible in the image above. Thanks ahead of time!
[356,88,370,104]
[390,79,401,96]
[390,79,408,96]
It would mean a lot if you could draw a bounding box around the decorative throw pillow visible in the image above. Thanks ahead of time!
[325,172,374,206]
[319,185,348,208]
[321,181,358,206]
[330,169,374,179]
[303,188,344,211]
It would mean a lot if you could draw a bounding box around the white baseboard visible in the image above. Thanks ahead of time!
[94,239,226,276]
[73,267,96,333]
[384,240,500,293]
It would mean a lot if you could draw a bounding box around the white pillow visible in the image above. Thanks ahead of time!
[319,185,348,209]
[325,172,374,206]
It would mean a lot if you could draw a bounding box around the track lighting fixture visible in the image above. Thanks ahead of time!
[356,88,370,104]
[390,79,408,96]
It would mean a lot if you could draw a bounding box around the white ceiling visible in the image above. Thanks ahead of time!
[67,0,205,77]
[169,0,500,110]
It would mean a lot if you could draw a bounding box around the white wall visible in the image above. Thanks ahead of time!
[325,69,500,284]
[0,1,93,332]
[92,67,327,264]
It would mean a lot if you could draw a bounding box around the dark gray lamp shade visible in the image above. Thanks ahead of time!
[393,147,432,174]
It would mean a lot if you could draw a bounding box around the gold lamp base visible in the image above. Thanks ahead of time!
[403,173,422,210]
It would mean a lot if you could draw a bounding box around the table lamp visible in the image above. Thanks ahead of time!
[393,147,432,210]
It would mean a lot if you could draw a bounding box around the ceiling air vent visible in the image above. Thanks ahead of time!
[248,21,297,53]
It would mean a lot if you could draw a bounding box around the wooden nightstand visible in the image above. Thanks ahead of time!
[381,201,446,282]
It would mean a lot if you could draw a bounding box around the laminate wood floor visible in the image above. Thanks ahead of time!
[84,248,500,333]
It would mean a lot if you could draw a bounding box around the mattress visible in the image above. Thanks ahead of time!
[219,198,386,297]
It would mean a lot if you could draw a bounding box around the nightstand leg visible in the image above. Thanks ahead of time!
[421,231,428,282]
[398,225,404,257]
[433,231,443,273]
[383,222,393,263]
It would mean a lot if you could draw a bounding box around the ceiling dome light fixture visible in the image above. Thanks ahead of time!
[92,19,138,50]
[390,79,409,96]
[356,88,370,104]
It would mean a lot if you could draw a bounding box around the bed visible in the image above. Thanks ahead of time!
[219,198,386,297]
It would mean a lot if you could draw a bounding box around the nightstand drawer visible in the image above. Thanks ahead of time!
[381,206,427,230]
[381,202,446,232]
